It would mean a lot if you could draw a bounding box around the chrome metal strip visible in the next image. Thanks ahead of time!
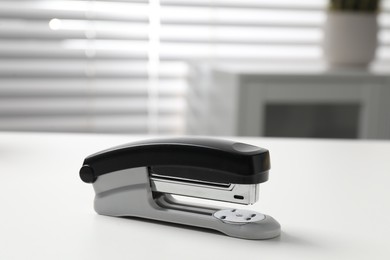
[150,175,259,205]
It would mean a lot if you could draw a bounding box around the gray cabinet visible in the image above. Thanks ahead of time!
[186,67,390,139]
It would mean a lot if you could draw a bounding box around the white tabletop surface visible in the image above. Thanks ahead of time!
[1,132,390,259]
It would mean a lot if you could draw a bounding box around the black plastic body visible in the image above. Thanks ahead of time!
[79,137,270,184]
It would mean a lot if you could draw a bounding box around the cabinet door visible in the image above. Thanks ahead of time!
[239,80,382,139]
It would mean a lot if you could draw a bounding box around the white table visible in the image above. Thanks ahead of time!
[1,132,390,259]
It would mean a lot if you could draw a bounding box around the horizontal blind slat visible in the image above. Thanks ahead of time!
[0,116,183,133]
[0,19,149,40]
[160,0,326,11]
[0,79,186,97]
[0,98,185,116]
[0,1,149,22]
[0,60,187,78]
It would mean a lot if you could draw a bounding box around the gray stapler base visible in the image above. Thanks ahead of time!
[92,167,281,240]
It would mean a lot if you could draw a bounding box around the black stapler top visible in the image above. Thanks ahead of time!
[80,137,270,185]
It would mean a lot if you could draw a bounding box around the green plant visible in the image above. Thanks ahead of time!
[329,0,380,12]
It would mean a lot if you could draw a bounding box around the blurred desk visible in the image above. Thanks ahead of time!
[1,132,390,259]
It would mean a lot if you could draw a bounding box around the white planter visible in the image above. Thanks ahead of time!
[323,12,378,68]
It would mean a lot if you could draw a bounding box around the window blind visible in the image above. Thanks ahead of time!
[1,0,390,134]
[159,0,390,62]
[0,0,186,134]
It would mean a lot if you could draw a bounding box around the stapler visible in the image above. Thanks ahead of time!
[79,137,281,240]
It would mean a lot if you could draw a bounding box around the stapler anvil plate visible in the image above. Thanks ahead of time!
[79,137,281,240]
